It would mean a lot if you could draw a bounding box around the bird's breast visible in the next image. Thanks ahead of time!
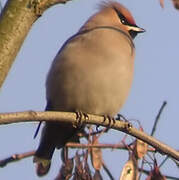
[46,28,135,116]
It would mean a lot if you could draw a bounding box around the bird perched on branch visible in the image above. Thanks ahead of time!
[34,1,145,176]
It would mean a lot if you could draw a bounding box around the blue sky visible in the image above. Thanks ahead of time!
[0,0,179,179]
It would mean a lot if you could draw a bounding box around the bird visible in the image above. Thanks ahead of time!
[34,1,145,176]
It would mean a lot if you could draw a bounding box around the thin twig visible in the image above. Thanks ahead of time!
[0,151,35,167]
[159,0,164,8]
[0,144,155,168]
[173,158,179,168]
[79,127,108,138]
[102,162,115,180]
[66,142,154,151]
[0,1,2,14]
[151,101,167,136]
[159,156,169,168]
[138,159,145,180]
[139,168,179,180]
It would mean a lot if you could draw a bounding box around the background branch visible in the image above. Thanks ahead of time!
[0,0,70,88]
[0,150,35,167]
[151,101,167,136]
[0,143,155,168]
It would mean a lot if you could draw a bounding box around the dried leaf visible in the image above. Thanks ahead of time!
[134,139,148,159]
[119,152,138,180]
[84,161,93,180]
[146,162,166,180]
[73,153,83,180]
[93,170,103,180]
[90,135,103,171]
[172,0,179,10]
[55,159,74,180]
[73,152,92,180]
[159,0,164,8]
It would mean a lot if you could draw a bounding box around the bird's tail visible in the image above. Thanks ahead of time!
[33,157,51,177]
[33,102,81,176]
[33,122,56,176]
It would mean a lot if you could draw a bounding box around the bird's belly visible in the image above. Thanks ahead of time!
[49,58,133,117]
[69,78,131,116]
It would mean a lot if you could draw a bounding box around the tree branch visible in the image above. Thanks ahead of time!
[0,150,35,167]
[0,143,155,168]
[151,101,167,136]
[0,111,179,161]
[0,0,70,88]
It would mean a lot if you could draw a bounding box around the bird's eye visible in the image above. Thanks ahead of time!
[121,18,127,25]
[113,8,128,25]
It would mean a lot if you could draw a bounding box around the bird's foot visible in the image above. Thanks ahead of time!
[102,115,116,131]
[116,113,128,121]
[74,111,89,129]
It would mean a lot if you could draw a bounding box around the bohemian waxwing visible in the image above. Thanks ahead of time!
[34,1,145,176]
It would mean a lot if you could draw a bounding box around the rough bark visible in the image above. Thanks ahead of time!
[0,0,38,88]
[0,0,69,88]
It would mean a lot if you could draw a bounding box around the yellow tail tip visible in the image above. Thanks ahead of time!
[33,156,51,176]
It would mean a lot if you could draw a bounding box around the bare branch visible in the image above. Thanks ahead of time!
[102,162,115,180]
[0,0,71,88]
[151,101,167,136]
[66,142,155,152]
[0,111,179,161]
[0,143,154,168]
[0,151,35,167]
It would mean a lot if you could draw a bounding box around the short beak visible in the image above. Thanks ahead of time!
[128,25,145,39]
[136,27,145,33]
[130,25,145,33]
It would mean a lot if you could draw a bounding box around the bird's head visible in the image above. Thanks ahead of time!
[80,1,145,39]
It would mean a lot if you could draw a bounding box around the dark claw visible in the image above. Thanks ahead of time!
[83,112,89,121]
[103,115,115,130]
[116,113,128,121]
[102,115,108,124]
[113,117,116,124]
[96,125,100,132]
[75,111,89,129]
[76,111,82,125]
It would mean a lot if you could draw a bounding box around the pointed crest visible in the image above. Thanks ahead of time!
[98,1,136,25]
